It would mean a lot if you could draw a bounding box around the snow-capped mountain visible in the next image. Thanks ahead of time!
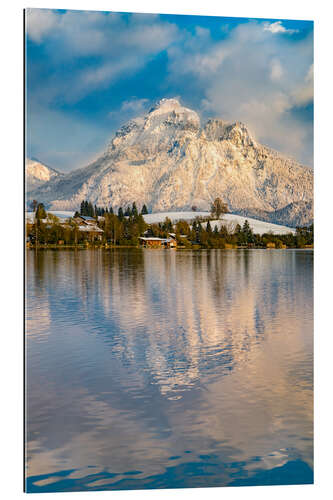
[26,158,62,192]
[27,98,313,226]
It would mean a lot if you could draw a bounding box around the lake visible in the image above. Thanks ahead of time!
[25,249,313,492]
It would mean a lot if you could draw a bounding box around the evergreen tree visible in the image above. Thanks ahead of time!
[220,224,228,238]
[87,202,94,217]
[206,220,212,233]
[80,200,85,215]
[118,207,124,220]
[36,203,46,219]
[195,221,202,243]
[214,225,219,235]
[199,230,208,246]
[242,220,254,243]
[136,214,147,235]
[175,220,190,235]
[141,204,148,215]
[243,220,251,233]
[125,206,131,216]
[163,217,173,232]
[132,202,138,216]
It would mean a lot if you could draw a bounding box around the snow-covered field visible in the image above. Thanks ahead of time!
[207,214,295,235]
[26,210,296,235]
[143,211,296,235]
[48,210,75,219]
[143,211,209,224]
[26,210,75,222]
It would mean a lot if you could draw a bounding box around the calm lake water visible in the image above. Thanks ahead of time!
[25,249,313,492]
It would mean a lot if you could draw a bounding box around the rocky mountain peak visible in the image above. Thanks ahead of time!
[108,98,200,154]
[203,119,255,147]
[26,158,62,193]
[148,97,182,115]
[28,98,313,226]
[203,119,230,141]
[223,122,255,147]
[144,97,200,131]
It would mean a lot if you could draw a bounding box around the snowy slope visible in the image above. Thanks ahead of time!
[48,210,75,219]
[25,210,74,222]
[208,214,295,235]
[26,209,295,235]
[143,211,295,235]
[27,98,313,226]
[26,158,62,192]
[143,211,210,224]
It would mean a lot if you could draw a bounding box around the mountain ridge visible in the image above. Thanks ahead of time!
[27,98,313,226]
[26,158,63,192]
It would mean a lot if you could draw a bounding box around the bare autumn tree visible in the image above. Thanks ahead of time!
[210,198,228,220]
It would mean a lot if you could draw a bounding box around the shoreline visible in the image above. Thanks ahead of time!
[26,244,314,251]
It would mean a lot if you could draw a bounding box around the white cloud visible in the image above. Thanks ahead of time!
[26,11,313,168]
[80,56,141,88]
[292,64,313,106]
[26,9,179,57]
[270,59,284,81]
[168,21,313,165]
[120,98,150,114]
[26,9,58,43]
[26,10,180,104]
[107,98,150,122]
[263,21,299,35]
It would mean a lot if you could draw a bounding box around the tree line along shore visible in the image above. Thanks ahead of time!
[26,199,314,250]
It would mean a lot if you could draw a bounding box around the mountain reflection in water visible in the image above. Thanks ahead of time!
[25,249,313,492]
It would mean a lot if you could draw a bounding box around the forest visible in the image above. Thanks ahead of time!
[26,200,314,249]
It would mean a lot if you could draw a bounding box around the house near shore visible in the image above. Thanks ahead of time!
[73,215,96,225]
[77,224,104,240]
[169,232,188,239]
[73,214,104,240]
[72,214,103,239]
[139,236,177,248]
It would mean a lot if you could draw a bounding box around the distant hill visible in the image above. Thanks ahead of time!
[26,158,62,193]
[234,200,313,228]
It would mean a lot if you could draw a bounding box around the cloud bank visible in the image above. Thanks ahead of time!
[167,20,313,165]
[25,10,313,170]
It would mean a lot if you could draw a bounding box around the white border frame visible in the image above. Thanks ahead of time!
[1,1,332,499]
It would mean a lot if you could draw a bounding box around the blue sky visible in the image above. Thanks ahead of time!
[25,9,313,171]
